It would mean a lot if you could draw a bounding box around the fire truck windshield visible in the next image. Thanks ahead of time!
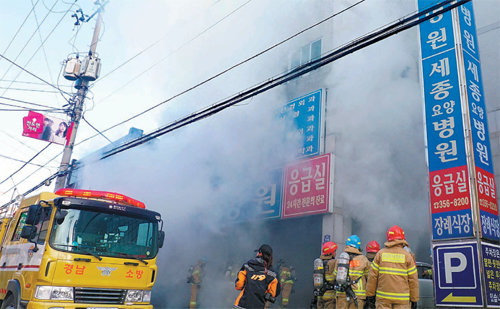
[49,207,158,259]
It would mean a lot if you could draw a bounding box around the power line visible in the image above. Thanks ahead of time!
[2,0,42,54]
[0,143,52,186]
[0,79,72,87]
[0,0,77,97]
[100,0,467,160]
[78,0,368,145]
[0,86,61,93]
[0,95,64,109]
[82,115,112,143]
[0,0,60,82]
[93,0,253,88]
[0,153,58,168]
[0,53,72,96]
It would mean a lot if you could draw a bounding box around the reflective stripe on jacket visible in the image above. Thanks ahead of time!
[334,246,370,299]
[366,239,419,304]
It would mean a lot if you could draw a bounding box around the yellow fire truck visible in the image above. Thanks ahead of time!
[0,188,164,309]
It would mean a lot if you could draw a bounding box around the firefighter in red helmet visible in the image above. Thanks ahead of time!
[366,226,419,309]
[311,241,338,309]
[365,241,380,263]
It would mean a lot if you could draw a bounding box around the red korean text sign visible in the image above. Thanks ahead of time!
[282,153,333,218]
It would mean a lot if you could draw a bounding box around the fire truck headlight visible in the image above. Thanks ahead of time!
[142,290,151,303]
[35,286,73,301]
[125,290,143,302]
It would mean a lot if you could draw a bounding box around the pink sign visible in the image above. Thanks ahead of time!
[283,153,333,218]
[22,111,71,146]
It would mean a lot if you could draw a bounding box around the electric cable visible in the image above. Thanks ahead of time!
[2,0,42,54]
[0,95,64,109]
[0,86,61,93]
[93,0,253,87]
[0,0,60,81]
[0,0,467,203]
[0,53,72,96]
[99,0,467,159]
[82,115,112,143]
[78,0,368,145]
[0,143,52,186]
[0,0,77,97]
[0,153,58,168]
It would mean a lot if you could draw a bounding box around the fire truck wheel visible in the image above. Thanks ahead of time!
[0,294,15,309]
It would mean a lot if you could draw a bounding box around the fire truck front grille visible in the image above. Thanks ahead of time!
[74,287,126,304]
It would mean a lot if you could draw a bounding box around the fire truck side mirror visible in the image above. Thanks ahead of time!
[158,230,165,248]
[25,204,42,225]
[20,225,37,241]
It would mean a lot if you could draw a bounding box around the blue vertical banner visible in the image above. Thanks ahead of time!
[418,0,473,239]
[281,89,325,158]
[457,1,500,241]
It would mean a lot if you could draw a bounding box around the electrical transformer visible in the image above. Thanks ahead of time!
[63,57,81,81]
[80,55,101,81]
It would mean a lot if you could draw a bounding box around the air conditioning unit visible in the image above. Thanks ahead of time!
[80,56,101,81]
[63,57,81,81]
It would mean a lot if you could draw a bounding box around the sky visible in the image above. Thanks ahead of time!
[0,0,499,307]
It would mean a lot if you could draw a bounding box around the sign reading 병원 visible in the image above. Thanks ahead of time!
[433,241,483,307]
[281,89,324,158]
[457,1,500,241]
[482,242,500,307]
[282,153,333,219]
[418,0,473,240]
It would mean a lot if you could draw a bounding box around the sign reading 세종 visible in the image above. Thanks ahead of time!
[282,153,333,219]
[281,89,324,158]
[457,1,500,241]
[433,241,483,307]
[482,242,500,307]
[22,111,72,146]
[418,0,473,239]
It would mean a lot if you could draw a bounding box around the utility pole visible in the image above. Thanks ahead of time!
[54,9,103,190]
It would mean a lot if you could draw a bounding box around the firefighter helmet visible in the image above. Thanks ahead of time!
[346,235,361,249]
[366,240,380,253]
[387,225,405,241]
[322,241,338,256]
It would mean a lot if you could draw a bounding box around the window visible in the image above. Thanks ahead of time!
[290,39,322,69]
[36,207,52,244]
[12,212,27,241]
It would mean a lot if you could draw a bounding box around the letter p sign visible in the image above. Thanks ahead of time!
[436,244,477,289]
[444,252,466,283]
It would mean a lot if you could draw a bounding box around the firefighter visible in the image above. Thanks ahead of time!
[335,235,370,309]
[187,258,206,309]
[278,260,296,308]
[365,241,380,263]
[365,225,419,309]
[312,241,338,309]
[234,244,281,309]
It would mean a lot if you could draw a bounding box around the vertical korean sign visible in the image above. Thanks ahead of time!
[457,1,500,241]
[281,89,325,158]
[418,0,472,239]
[282,153,334,218]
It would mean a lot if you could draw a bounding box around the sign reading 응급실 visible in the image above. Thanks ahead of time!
[457,1,500,241]
[418,0,473,239]
[282,153,333,218]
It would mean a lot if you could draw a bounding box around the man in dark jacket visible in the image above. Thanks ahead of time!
[233,244,281,309]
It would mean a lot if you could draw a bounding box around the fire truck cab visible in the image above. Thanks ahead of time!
[0,189,164,309]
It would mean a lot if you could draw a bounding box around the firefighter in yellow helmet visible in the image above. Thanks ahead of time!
[277,259,296,308]
[187,258,206,308]
[311,241,338,309]
[334,235,370,309]
[365,226,419,309]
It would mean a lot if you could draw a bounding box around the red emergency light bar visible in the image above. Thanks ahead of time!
[55,188,146,209]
